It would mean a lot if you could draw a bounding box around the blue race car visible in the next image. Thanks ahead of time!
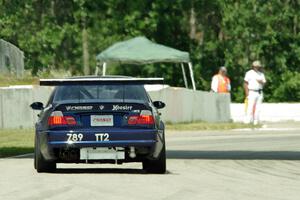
[30,76,166,173]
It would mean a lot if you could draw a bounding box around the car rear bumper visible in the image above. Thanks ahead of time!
[48,140,156,147]
[37,128,161,160]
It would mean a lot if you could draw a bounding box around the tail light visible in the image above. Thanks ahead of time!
[128,110,154,125]
[48,111,77,126]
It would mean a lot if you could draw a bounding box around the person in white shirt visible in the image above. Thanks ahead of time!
[244,60,266,125]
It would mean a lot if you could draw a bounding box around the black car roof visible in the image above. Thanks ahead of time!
[39,76,164,86]
[70,75,132,79]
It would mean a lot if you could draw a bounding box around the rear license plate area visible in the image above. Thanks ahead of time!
[90,115,113,126]
[80,148,125,160]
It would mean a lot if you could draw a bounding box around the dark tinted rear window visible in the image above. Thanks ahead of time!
[53,85,149,103]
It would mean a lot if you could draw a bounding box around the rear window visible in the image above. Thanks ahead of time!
[53,84,149,103]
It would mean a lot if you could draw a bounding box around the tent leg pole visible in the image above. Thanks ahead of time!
[95,62,99,75]
[181,63,188,89]
[188,62,196,91]
[95,67,99,75]
[102,62,107,76]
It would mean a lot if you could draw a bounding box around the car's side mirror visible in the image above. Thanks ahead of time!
[30,102,44,110]
[153,101,165,109]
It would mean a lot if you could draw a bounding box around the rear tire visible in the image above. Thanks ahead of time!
[143,144,166,174]
[34,136,56,173]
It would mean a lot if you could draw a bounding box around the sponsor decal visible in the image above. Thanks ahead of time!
[93,117,112,123]
[112,104,133,111]
[66,105,93,111]
[63,104,139,111]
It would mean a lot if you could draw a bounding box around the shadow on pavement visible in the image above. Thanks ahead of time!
[54,168,146,174]
[167,150,300,160]
[52,168,172,175]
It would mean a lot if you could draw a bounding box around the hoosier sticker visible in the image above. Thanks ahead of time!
[112,105,133,111]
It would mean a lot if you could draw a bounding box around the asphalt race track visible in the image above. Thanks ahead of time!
[1,123,300,200]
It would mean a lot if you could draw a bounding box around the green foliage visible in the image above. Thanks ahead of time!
[0,0,299,102]
[272,71,300,102]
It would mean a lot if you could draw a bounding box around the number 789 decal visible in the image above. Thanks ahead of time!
[67,133,83,142]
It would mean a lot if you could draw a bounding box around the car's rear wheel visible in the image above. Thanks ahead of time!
[34,136,56,173]
[143,144,166,174]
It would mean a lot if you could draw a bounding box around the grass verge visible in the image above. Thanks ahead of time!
[0,70,73,87]
[0,129,34,158]
[166,121,261,131]
[0,75,38,87]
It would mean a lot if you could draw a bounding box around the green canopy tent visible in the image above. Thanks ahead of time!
[96,37,196,90]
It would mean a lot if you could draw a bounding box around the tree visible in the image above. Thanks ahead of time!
[0,0,299,102]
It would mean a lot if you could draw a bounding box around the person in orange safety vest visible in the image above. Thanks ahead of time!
[211,66,231,93]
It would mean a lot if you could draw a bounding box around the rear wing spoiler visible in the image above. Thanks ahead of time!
[39,77,164,86]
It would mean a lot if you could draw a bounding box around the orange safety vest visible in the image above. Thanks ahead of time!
[215,74,230,93]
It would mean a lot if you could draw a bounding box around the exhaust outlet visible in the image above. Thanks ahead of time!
[60,149,78,161]
[129,147,136,158]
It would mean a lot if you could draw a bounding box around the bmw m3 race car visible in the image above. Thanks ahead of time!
[30,76,166,173]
